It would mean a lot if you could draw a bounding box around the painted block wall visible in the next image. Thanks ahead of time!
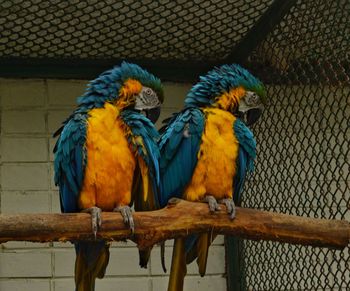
[0,79,227,291]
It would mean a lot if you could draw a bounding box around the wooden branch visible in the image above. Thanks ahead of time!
[0,199,349,250]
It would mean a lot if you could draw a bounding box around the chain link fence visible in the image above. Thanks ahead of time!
[242,0,349,290]
[1,0,349,290]
[0,0,273,61]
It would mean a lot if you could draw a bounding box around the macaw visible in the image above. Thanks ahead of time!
[159,64,267,291]
[53,62,163,291]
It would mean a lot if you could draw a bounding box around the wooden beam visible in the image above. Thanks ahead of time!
[0,57,214,83]
[225,0,297,64]
[0,199,348,250]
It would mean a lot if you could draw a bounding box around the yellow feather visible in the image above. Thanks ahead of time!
[184,108,239,202]
[116,79,142,109]
[214,86,246,111]
[79,103,136,210]
[137,156,149,203]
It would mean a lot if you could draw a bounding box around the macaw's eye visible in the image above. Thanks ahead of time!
[144,88,155,97]
[245,91,259,106]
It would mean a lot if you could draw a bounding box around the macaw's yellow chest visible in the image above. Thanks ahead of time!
[184,108,239,202]
[79,103,136,211]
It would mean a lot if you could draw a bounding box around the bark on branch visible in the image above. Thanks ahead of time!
[0,199,349,250]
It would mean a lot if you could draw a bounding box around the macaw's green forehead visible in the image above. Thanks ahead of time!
[78,62,164,108]
[185,64,266,107]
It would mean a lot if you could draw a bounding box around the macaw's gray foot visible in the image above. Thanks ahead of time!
[202,195,221,213]
[219,198,236,220]
[81,206,102,238]
[113,206,134,233]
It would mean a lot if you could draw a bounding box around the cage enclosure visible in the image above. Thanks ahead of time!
[0,0,349,290]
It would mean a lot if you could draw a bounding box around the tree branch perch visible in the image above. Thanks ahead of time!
[0,199,349,250]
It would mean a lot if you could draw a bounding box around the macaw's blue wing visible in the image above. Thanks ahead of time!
[54,113,87,213]
[158,107,205,207]
[121,110,162,269]
[233,118,256,204]
[121,110,161,211]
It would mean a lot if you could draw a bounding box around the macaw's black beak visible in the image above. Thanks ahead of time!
[145,106,161,124]
[246,108,263,126]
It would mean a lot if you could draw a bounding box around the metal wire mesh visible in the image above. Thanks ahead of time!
[0,0,349,290]
[242,0,350,290]
[0,0,272,61]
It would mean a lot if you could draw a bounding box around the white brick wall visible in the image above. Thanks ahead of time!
[2,111,46,134]
[1,163,50,191]
[0,78,227,291]
[0,280,51,291]
[2,137,48,162]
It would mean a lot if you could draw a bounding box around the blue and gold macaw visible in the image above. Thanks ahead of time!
[53,62,163,291]
[159,64,267,291]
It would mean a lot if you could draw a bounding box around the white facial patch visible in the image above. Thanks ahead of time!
[135,86,161,110]
[238,91,263,113]
[245,91,260,106]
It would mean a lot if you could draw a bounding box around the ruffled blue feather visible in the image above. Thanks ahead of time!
[158,107,205,207]
[77,62,163,109]
[185,63,265,108]
[54,113,87,213]
[233,118,256,203]
[121,110,161,206]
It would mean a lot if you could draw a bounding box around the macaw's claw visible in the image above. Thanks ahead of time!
[81,206,102,238]
[203,195,221,213]
[113,206,134,233]
[219,198,236,220]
